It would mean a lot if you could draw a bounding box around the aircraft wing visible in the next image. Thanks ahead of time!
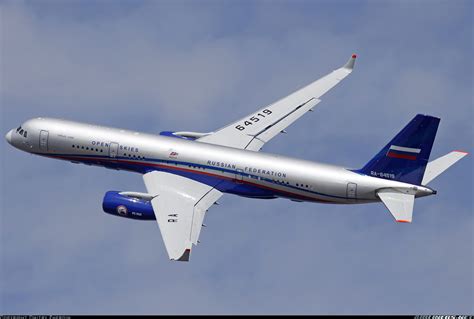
[197,54,357,151]
[143,171,222,261]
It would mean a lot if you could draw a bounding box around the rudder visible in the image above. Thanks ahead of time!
[358,114,440,185]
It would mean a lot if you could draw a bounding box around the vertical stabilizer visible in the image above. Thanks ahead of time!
[358,114,440,185]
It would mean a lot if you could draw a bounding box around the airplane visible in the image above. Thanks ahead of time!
[5,54,468,261]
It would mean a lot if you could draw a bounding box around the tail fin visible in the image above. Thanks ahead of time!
[358,114,440,185]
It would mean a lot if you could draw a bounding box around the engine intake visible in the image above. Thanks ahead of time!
[102,191,155,220]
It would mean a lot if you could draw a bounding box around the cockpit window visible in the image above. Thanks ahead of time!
[16,127,28,138]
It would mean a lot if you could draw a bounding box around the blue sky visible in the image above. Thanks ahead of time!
[1,0,472,314]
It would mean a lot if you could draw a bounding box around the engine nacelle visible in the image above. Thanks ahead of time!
[102,191,155,220]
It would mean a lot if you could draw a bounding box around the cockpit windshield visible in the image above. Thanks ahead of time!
[16,126,27,138]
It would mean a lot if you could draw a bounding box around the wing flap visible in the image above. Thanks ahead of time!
[191,188,222,245]
[244,98,321,151]
[377,189,415,223]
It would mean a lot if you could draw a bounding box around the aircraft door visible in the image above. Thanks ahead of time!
[347,182,357,199]
[235,168,244,184]
[39,130,49,151]
[109,142,119,158]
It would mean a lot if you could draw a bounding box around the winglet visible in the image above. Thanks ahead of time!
[343,54,357,70]
[175,249,191,262]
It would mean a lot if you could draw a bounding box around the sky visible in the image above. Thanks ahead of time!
[1,0,473,315]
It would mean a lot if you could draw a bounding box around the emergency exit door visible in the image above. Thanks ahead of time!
[109,142,119,158]
[347,183,357,199]
[39,130,49,151]
[235,169,244,184]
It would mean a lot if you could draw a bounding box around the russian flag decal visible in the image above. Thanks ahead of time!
[386,145,421,160]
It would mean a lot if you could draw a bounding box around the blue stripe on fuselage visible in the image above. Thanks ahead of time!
[37,152,349,202]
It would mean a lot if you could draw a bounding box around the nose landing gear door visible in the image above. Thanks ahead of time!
[39,130,49,151]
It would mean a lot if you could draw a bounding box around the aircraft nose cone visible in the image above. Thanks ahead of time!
[5,129,12,145]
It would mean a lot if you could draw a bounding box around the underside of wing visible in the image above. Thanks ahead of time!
[197,54,357,151]
[143,171,222,261]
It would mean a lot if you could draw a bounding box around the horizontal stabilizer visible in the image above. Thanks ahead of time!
[421,151,468,185]
[377,189,415,223]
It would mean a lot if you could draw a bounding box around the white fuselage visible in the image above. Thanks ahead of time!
[6,118,435,204]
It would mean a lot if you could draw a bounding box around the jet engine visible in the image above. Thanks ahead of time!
[102,191,155,220]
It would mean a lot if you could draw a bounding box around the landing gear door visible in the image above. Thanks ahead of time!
[347,182,357,199]
[109,142,119,158]
[39,130,49,151]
